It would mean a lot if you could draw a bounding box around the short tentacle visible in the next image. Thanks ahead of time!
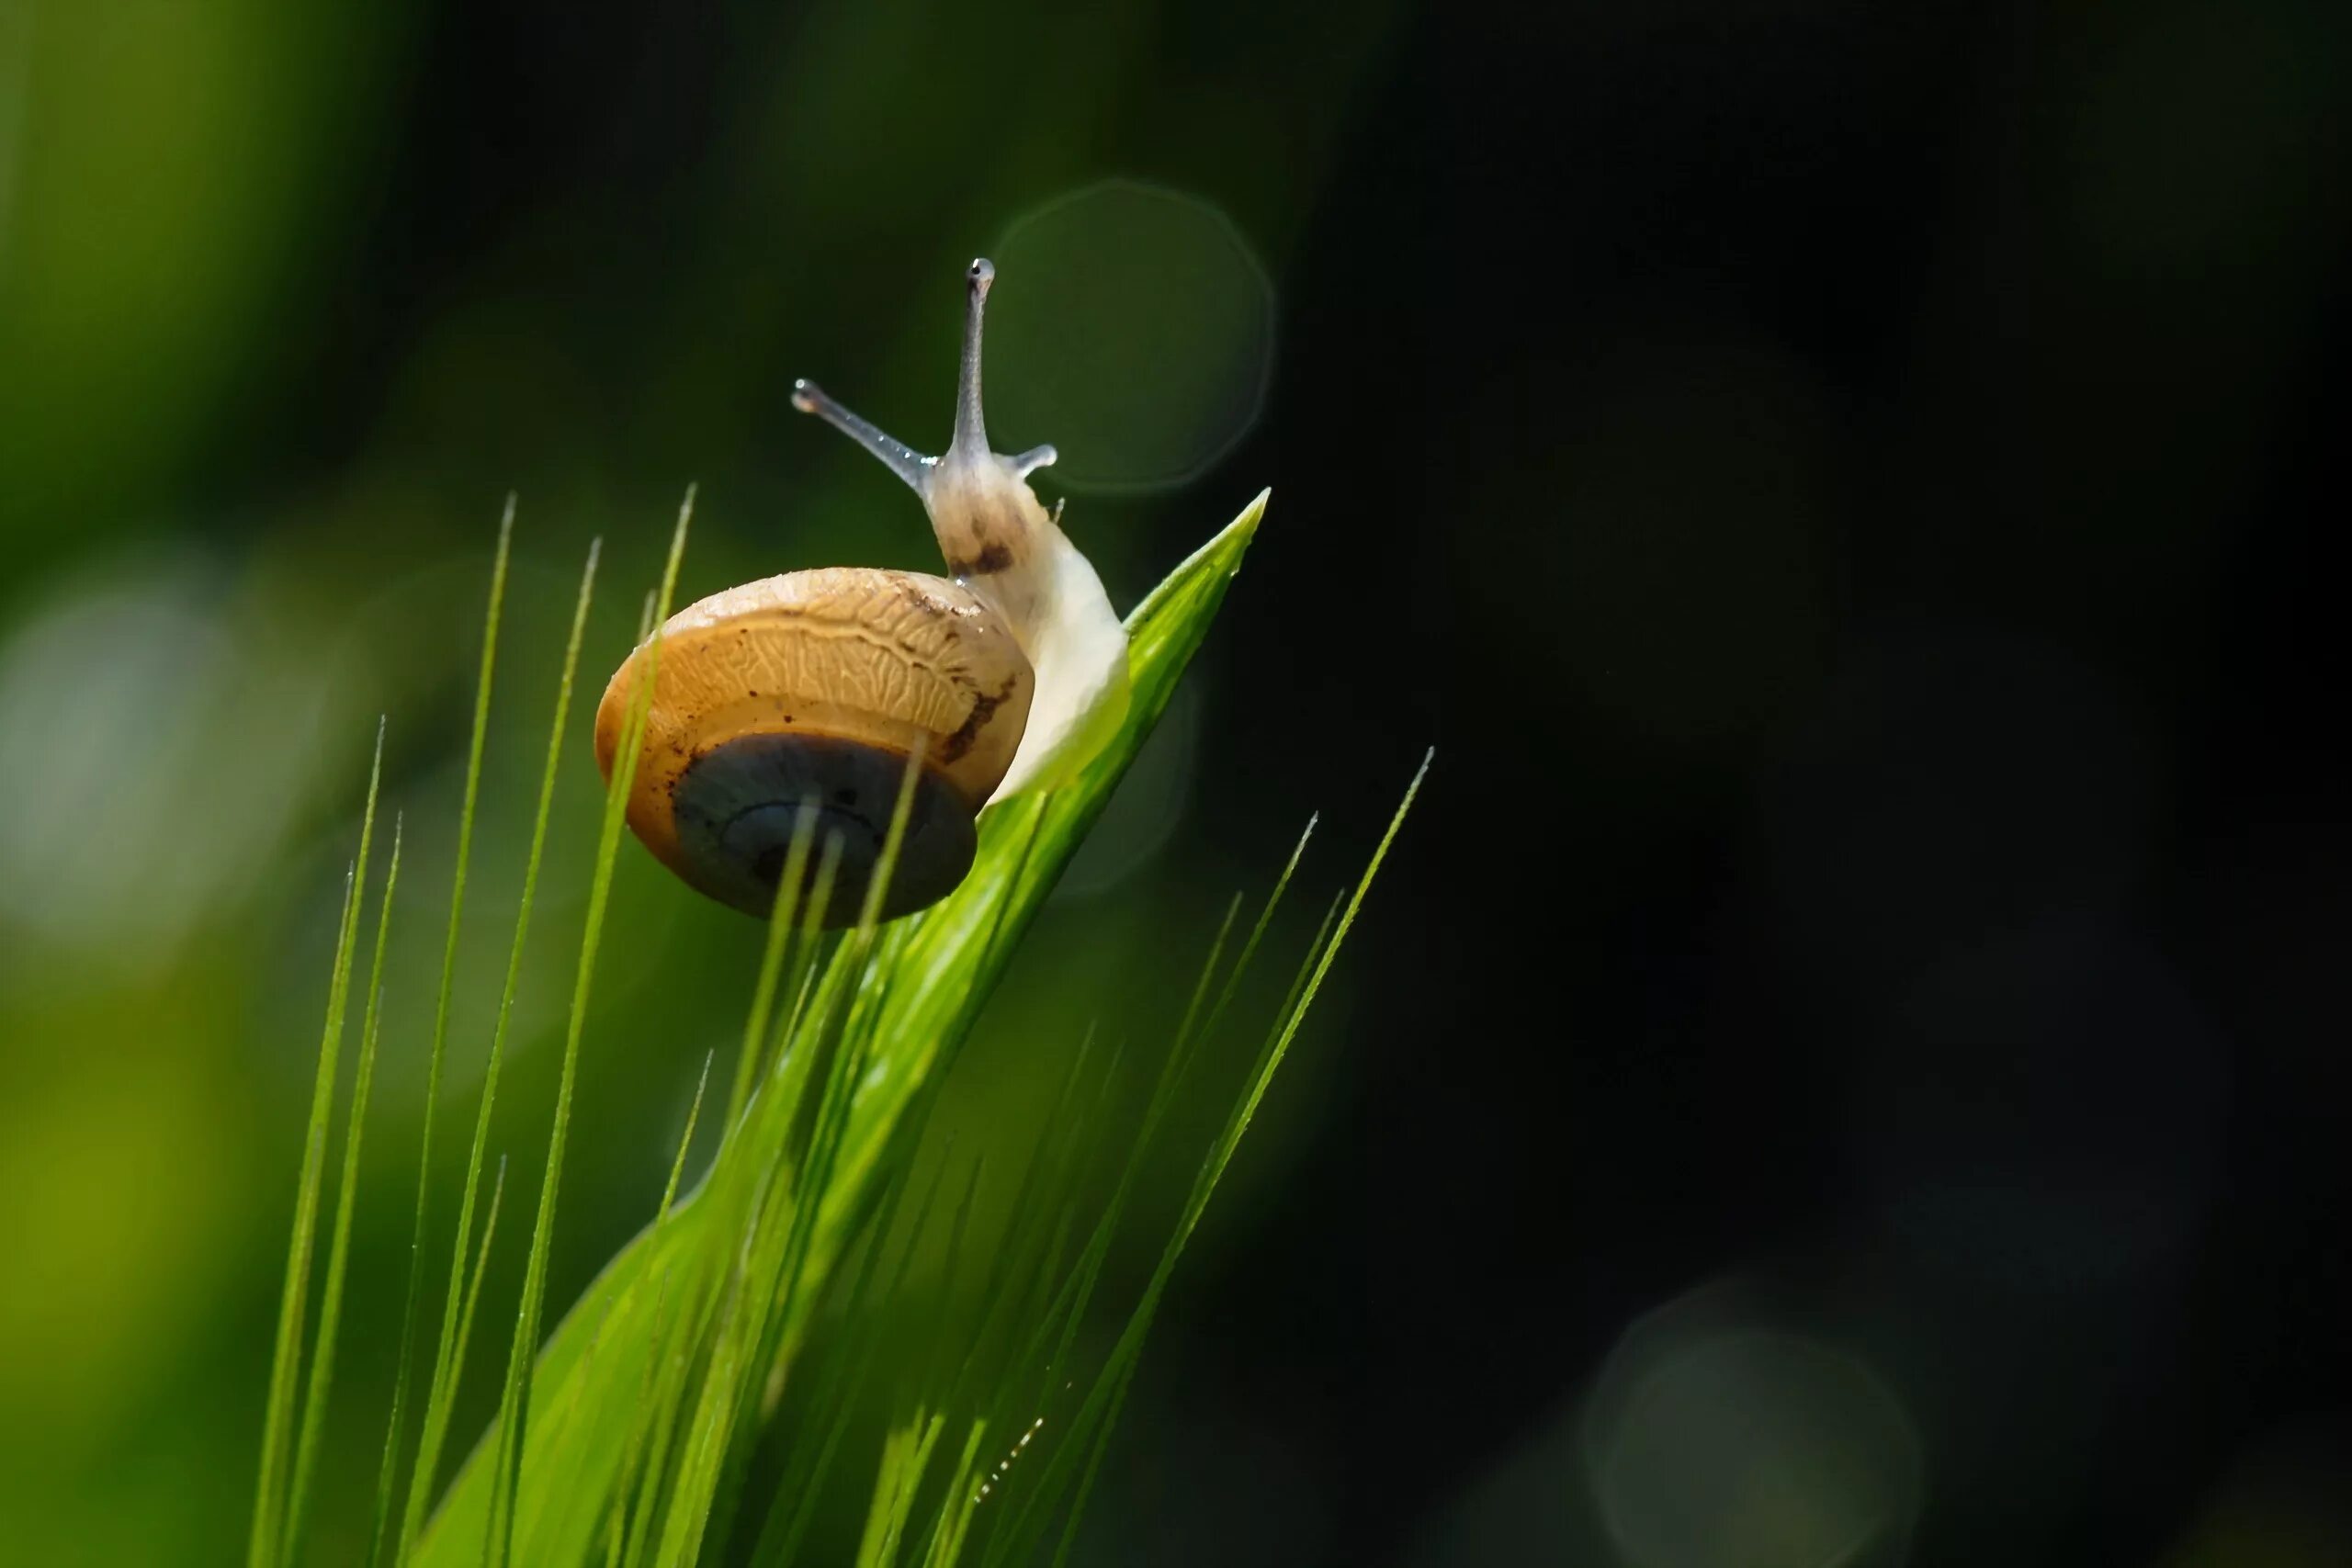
[1010,444,1058,479]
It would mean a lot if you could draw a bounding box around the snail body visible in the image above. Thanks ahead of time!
[594,260,1129,924]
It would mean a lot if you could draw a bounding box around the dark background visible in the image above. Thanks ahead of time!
[2,0,2347,1562]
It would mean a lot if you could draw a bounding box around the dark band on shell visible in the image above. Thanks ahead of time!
[668,733,976,922]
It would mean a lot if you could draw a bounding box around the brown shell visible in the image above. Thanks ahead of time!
[594,567,1034,890]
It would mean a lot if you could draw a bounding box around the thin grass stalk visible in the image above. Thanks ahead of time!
[741,1153,927,1566]
[524,1051,715,1547]
[593,1046,717,1562]
[487,491,694,1566]
[671,859,927,1568]
[286,814,408,1562]
[250,723,386,1568]
[726,803,820,1136]
[603,1267,675,1568]
[396,539,602,1562]
[1195,813,1318,1048]
[1037,755,1427,1564]
[370,503,513,1567]
[649,974,874,1568]
[440,1156,511,1480]
[980,767,1419,1566]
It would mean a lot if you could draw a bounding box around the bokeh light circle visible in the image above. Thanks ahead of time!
[0,558,325,954]
[986,179,1274,493]
[1582,1287,1923,1568]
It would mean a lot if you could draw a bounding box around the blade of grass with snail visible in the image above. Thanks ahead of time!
[413,489,1268,1568]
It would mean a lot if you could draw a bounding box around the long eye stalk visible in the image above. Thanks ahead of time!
[949,257,993,459]
[789,378,933,495]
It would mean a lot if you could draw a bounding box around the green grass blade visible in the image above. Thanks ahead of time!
[1025,913,1239,1415]
[961,1028,1097,1360]
[1196,812,1318,1050]
[762,1149,956,1564]
[650,928,897,1568]
[698,754,933,1507]
[1196,750,1431,1216]
[990,753,1428,1568]
[594,1053,716,1566]
[287,813,407,1562]
[442,1155,511,1503]
[518,1051,714,1555]
[921,1417,994,1568]
[397,537,602,1563]
[854,1408,946,1568]
[414,490,1270,1568]
[741,1157,924,1568]
[486,491,693,1568]
[1095,761,1427,1556]
[986,893,1253,1450]
[372,503,512,1568]
[725,798,820,1137]
[602,1269,674,1568]
[611,946,856,1568]
[250,722,386,1568]
[1045,1349,1136,1568]
[662,1052,715,1219]
[614,1274,714,1568]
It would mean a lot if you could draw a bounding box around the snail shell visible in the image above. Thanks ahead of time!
[594,258,1129,926]
[592,567,1032,921]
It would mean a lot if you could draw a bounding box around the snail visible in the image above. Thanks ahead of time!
[594,258,1131,925]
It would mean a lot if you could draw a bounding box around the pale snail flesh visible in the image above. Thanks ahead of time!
[594,259,1131,924]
